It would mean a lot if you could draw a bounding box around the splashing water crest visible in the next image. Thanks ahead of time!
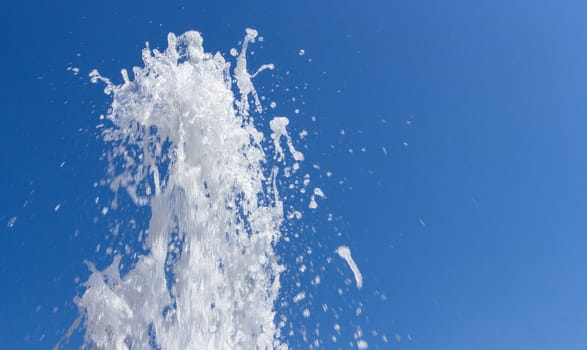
[62,29,367,350]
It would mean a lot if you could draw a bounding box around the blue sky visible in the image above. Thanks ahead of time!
[2,0,587,349]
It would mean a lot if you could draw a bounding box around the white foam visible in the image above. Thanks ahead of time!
[336,246,363,289]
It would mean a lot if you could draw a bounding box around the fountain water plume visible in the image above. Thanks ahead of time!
[72,29,289,350]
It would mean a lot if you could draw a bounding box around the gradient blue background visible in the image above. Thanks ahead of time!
[2,0,587,349]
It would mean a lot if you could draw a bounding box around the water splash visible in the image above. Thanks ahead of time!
[72,29,289,350]
[59,28,374,350]
[336,246,363,289]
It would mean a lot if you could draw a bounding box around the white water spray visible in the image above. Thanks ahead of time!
[57,28,372,350]
[73,29,292,350]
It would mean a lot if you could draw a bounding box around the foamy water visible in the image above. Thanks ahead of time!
[60,29,367,350]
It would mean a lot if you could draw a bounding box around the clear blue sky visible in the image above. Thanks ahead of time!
[2,0,587,349]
